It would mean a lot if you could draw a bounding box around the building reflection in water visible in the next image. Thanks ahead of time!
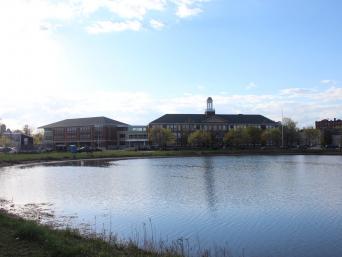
[202,157,218,214]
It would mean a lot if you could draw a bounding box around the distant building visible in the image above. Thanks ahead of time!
[39,117,129,149]
[3,132,33,151]
[120,126,148,148]
[315,118,342,129]
[315,118,342,146]
[149,97,278,146]
[331,134,342,147]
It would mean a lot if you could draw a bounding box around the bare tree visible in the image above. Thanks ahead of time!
[23,124,33,136]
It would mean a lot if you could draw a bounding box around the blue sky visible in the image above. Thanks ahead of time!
[0,0,341,129]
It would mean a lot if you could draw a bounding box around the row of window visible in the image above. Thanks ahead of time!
[54,127,105,135]
[153,124,233,131]
[152,124,273,131]
[128,134,147,139]
[130,127,147,132]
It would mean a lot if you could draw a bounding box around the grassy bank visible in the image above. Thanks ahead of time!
[1,148,341,167]
[0,210,182,257]
[0,150,179,166]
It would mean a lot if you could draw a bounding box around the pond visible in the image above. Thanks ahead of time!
[0,155,342,257]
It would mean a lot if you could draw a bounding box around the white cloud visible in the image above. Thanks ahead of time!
[173,0,209,18]
[280,88,317,97]
[320,79,337,86]
[150,19,165,30]
[77,0,208,20]
[102,0,166,20]
[245,82,257,90]
[86,20,142,33]
[0,0,210,35]
[314,86,342,101]
[176,4,202,17]
[75,0,167,19]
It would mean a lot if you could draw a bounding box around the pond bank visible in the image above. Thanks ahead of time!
[0,210,184,257]
[1,149,342,168]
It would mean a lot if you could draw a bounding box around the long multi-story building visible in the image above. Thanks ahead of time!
[40,116,129,149]
[149,97,279,146]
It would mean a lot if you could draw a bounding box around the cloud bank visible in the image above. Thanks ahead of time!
[1,86,342,130]
[0,0,211,35]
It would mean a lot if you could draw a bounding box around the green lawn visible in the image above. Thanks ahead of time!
[0,148,338,167]
[0,150,159,164]
[0,149,217,165]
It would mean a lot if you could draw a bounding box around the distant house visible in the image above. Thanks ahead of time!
[3,132,33,151]
[149,97,279,146]
[315,118,342,146]
[315,118,342,129]
[39,116,129,149]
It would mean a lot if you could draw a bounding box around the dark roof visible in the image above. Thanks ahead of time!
[150,114,277,124]
[39,116,129,129]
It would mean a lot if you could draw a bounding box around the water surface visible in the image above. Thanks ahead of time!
[0,155,342,257]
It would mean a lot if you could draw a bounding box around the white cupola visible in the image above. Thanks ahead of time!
[205,97,215,116]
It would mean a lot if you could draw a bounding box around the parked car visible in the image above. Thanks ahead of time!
[78,146,92,153]
[10,147,18,153]
[2,147,11,153]
[77,146,102,153]
[2,147,18,153]
[308,145,322,150]
[325,144,338,149]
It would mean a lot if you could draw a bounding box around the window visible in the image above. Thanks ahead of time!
[55,128,64,136]
[132,127,146,132]
[66,127,76,134]
[80,127,90,133]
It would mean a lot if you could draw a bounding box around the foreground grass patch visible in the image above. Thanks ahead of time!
[0,211,182,257]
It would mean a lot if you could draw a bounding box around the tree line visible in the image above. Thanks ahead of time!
[148,118,322,148]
